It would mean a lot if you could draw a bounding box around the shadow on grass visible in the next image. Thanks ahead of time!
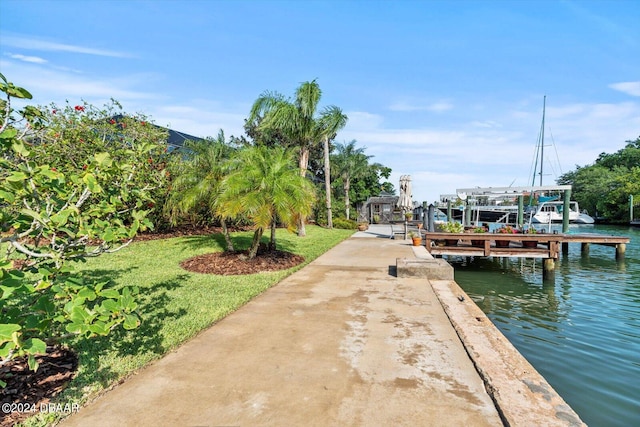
[178,233,226,251]
[65,274,188,394]
[78,266,138,284]
[178,232,299,255]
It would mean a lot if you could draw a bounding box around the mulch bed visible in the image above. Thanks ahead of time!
[0,347,78,427]
[180,248,304,275]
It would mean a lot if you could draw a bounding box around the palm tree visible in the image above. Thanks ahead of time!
[317,106,348,229]
[248,80,344,236]
[164,131,236,251]
[217,145,316,259]
[331,140,372,220]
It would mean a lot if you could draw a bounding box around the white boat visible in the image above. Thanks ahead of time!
[531,200,594,224]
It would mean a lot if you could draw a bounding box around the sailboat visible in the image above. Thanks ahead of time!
[437,98,594,226]
[529,97,594,225]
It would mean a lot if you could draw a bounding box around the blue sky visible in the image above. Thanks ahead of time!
[1,0,638,203]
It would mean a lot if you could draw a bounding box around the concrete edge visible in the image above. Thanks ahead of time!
[396,245,455,280]
[429,279,586,427]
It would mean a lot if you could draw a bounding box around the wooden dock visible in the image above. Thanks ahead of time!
[423,232,629,277]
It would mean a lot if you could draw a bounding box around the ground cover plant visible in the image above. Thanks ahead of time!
[9,225,352,426]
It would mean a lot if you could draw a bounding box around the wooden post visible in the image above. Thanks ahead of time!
[616,243,626,260]
[581,243,590,254]
[447,200,452,222]
[562,189,571,233]
[465,203,471,226]
[562,242,569,253]
[543,258,555,281]
[427,203,434,231]
[518,195,524,227]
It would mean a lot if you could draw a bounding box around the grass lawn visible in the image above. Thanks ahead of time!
[20,225,353,426]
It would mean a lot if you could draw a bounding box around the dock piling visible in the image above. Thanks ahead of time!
[543,258,555,280]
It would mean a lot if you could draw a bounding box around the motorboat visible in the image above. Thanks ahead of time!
[531,200,594,224]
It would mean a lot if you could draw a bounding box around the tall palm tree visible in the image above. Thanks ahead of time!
[217,145,316,259]
[248,80,344,236]
[331,140,371,220]
[164,131,236,251]
[317,106,348,229]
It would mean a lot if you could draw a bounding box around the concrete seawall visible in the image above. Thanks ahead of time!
[430,279,585,426]
[390,226,585,426]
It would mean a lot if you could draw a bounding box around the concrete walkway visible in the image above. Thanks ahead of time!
[62,229,503,426]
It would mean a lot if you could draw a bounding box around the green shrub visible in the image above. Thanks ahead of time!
[333,218,357,229]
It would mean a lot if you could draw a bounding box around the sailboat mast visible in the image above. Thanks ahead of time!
[539,95,546,186]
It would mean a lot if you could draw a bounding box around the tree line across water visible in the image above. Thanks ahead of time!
[558,136,640,223]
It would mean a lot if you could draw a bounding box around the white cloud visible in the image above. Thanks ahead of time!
[609,82,640,97]
[0,60,159,104]
[426,102,454,112]
[388,100,453,112]
[2,34,132,58]
[343,111,385,129]
[7,53,47,64]
[149,103,246,139]
[470,120,502,128]
[2,49,637,204]
[340,98,640,203]
[0,59,246,140]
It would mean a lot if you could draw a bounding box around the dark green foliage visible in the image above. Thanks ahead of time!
[1,74,154,373]
[558,136,640,223]
[332,218,358,229]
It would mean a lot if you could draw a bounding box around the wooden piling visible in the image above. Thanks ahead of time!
[543,258,555,280]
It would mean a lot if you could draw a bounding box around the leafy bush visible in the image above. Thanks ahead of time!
[0,74,162,379]
[333,218,357,229]
[441,221,464,233]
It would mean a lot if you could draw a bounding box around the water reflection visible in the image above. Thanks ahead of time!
[452,257,566,331]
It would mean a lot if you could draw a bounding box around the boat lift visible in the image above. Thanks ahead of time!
[444,185,574,232]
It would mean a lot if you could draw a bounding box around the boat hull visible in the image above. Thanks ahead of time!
[531,201,594,224]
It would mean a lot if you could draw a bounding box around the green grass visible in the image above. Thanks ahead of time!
[20,225,353,426]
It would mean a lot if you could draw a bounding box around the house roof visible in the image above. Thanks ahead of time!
[366,196,399,204]
[165,128,203,152]
[111,114,203,152]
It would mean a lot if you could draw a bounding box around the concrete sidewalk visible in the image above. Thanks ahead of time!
[61,232,502,426]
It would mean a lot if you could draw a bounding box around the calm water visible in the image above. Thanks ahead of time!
[451,224,640,427]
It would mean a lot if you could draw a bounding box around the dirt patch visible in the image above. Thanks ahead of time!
[0,347,78,427]
[180,247,305,275]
